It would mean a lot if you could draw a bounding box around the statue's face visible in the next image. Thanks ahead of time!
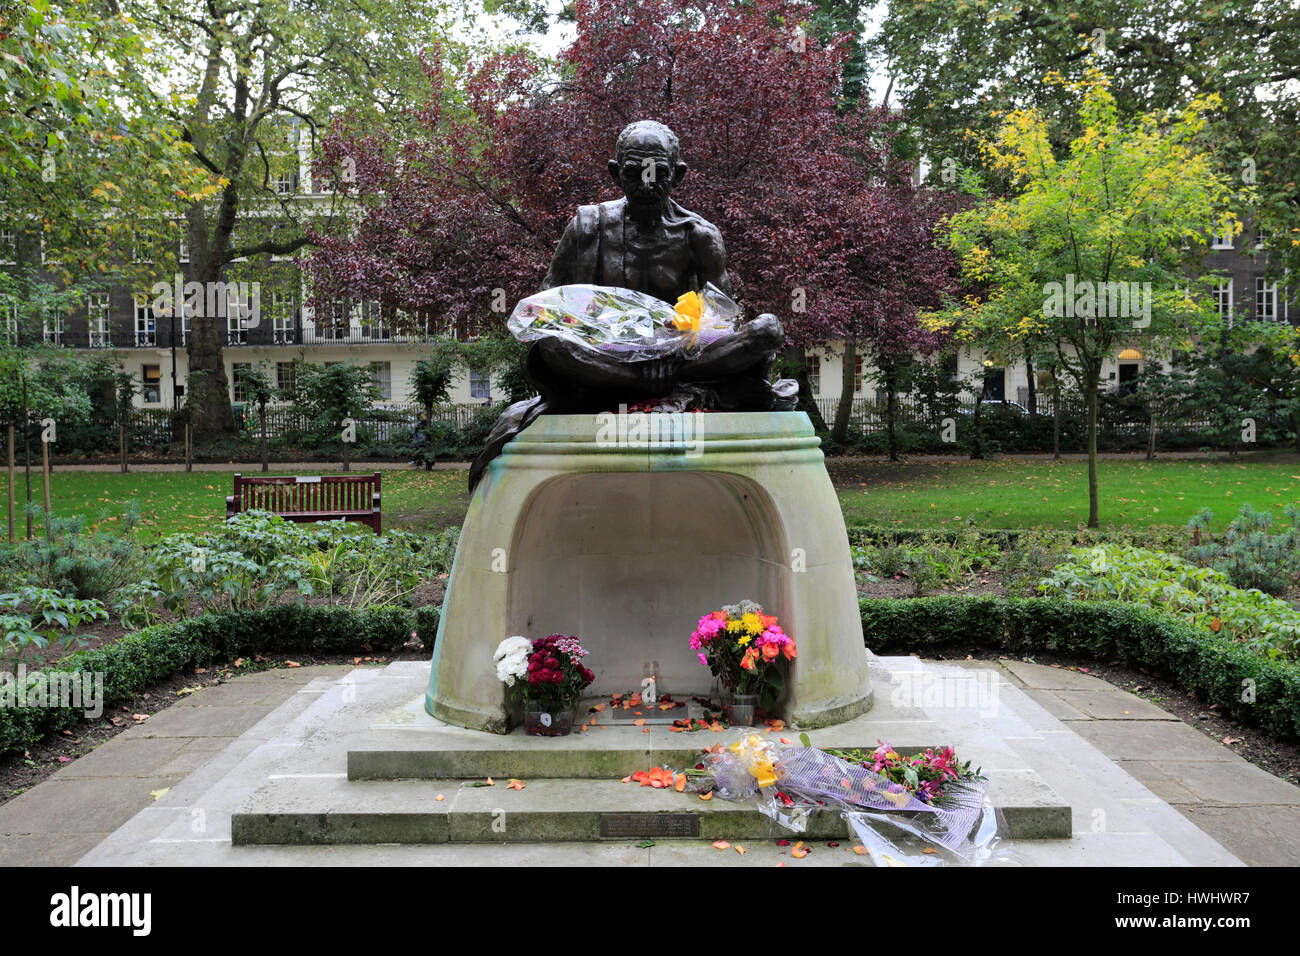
[609,133,686,214]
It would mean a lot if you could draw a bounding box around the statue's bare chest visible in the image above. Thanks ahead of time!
[604,219,695,302]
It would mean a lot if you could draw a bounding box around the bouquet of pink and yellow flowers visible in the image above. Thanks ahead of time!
[690,600,795,696]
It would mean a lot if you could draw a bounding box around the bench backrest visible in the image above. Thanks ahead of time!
[229,473,382,531]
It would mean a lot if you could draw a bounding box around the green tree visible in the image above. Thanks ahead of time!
[235,363,277,471]
[925,71,1236,527]
[288,361,380,470]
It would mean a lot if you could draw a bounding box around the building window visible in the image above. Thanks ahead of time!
[180,309,190,346]
[360,301,388,340]
[141,365,161,404]
[369,361,392,400]
[134,296,156,346]
[88,293,111,347]
[273,173,295,196]
[1255,227,1268,250]
[275,361,296,396]
[0,229,16,265]
[1213,278,1233,328]
[178,233,189,263]
[941,352,960,382]
[227,303,247,344]
[469,368,491,401]
[231,363,251,403]
[272,292,295,342]
[1,298,17,343]
[43,311,63,345]
[853,354,863,394]
[1211,229,1234,250]
[807,354,820,396]
[1256,277,1279,322]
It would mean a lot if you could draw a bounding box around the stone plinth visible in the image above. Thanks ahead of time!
[425,412,872,732]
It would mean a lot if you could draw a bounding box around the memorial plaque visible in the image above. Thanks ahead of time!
[599,812,699,839]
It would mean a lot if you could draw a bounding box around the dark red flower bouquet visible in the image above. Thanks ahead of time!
[514,634,595,712]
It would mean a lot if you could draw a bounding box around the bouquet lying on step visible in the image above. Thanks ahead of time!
[506,283,740,361]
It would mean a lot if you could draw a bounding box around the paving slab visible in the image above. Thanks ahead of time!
[1145,759,1300,806]
[1068,718,1243,762]
[1177,805,1300,867]
[1050,690,1181,721]
[999,660,1113,691]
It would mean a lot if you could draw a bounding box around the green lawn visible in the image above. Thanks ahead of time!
[0,467,470,540]
[0,453,1296,540]
[833,454,1300,530]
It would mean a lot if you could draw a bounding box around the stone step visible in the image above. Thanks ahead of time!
[231,768,1070,846]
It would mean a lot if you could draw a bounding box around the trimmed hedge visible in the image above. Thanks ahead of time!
[861,596,1300,741]
[0,604,417,758]
[845,526,1190,551]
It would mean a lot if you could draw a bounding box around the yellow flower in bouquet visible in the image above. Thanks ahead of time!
[672,290,703,341]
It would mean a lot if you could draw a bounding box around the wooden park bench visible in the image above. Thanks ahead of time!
[225,472,382,533]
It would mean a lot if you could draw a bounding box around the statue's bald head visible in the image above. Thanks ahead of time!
[614,120,681,167]
[609,120,687,212]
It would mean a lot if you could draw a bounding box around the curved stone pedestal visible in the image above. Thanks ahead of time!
[425,412,872,732]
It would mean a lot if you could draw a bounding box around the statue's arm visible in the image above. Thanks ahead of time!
[541,215,582,290]
[690,221,733,295]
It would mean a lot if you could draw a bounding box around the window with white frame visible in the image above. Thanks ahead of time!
[853,354,864,393]
[360,300,389,340]
[272,292,294,342]
[141,365,161,404]
[807,354,820,396]
[88,293,111,347]
[0,228,16,265]
[1255,227,1269,250]
[1213,278,1233,327]
[1,298,17,343]
[273,172,295,195]
[178,232,189,263]
[1211,228,1234,250]
[1256,277,1280,322]
[134,296,156,346]
[231,363,251,403]
[43,310,63,345]
[469,368,491,401]
[369,361,392,400]
[275,361,296,395]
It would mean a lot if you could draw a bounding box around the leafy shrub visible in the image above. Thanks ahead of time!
[4,508,143,603]
[1038,544,1300,661]
[998,530,1072,596]
[0,604,414,757]
[1186,503,1300,596]
[0,586,109,672]
[860,596,1300,740]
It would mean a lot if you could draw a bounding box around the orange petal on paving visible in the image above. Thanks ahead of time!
[780,737,791,744]
[435,793,445,801]
[632,718,646,726]
[699,791,713,800]
[852,846,868,855]
[642,728,651,733]
[791,847,809,858]
[592,703,606,712]
[735,846,746,855]
[674,774,686,792]
[484,777,494,786]
[711,841,731,850]
[621,776,632,783]
[507,779,526,790]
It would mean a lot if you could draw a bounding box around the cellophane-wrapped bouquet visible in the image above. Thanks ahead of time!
[506,282,741,361]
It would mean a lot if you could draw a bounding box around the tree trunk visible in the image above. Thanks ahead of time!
[830,340,856,445]
[1023,344,1037,416]
[884,364,899,461]
[970,376,986,460]
[1086,373,1100,528]
[1147,409,1157,461]
[1051,366,1061,460]
[119,424,127,473]
[260,402,269,472]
